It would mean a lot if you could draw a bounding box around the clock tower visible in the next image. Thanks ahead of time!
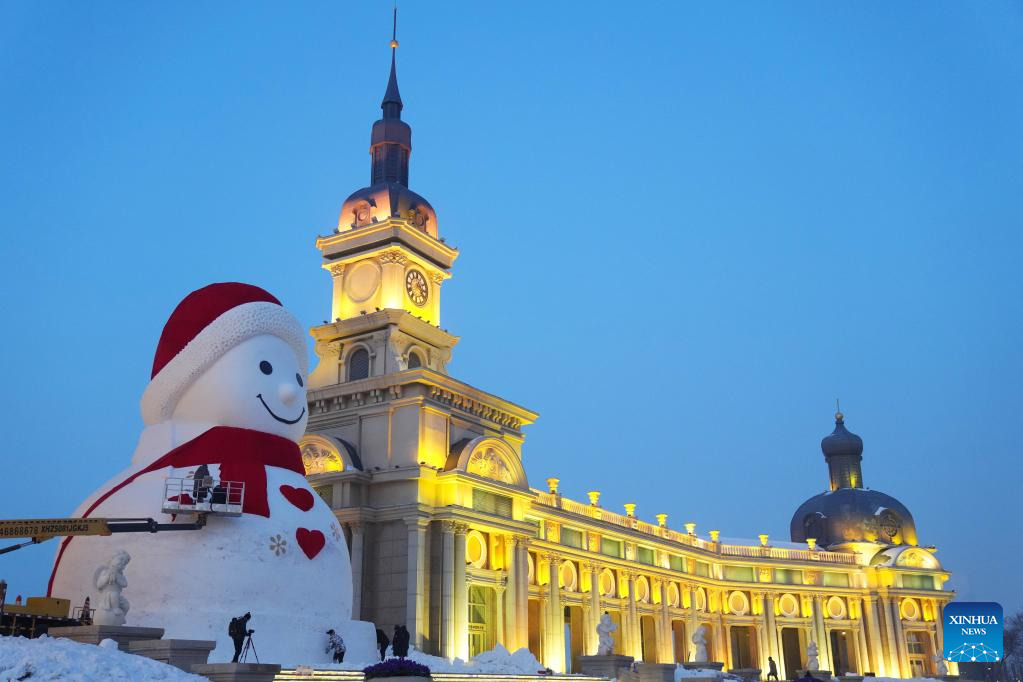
[308,35,459,388]
[301,25,537,647]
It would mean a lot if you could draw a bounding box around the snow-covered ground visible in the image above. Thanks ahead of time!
[0,635,205,682]
[304,643,548,675]
[673,668,944,682]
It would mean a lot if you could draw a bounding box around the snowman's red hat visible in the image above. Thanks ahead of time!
[141,282,308,424]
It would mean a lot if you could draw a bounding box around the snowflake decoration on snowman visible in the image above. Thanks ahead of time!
[48,283,376,665]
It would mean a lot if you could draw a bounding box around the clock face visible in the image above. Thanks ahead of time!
[405,269,428,307]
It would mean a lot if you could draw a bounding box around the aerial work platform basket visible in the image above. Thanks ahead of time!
[162,478,244,517]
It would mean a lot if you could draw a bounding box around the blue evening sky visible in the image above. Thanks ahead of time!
[1,2,1020,613]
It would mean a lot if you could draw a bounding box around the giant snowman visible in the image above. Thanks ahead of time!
[49,282,376,664]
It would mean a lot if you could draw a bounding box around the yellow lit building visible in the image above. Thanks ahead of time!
[298,41,954,678]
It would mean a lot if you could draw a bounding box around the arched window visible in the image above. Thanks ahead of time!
[407,351,422,369]
[347,348,369,381]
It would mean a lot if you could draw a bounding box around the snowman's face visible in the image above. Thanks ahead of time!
[171,335,308,441]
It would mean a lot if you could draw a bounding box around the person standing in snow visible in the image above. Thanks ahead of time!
[767,656,779,680]
[325,629,346,663]
[376,628,390,661]
[392,624,410,658]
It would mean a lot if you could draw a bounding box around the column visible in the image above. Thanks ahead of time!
[855,623,870,674]
[933,599,947,665]
[812,594,830,671]
[863,596,886,676]
[763,592,779,665]
[756,622,767,673]
[503,535,518,651]
[889,597,910,678]
[495,581,507,652]
[348,522,365,620]
[880,594,900,677]
[626,572,640,659]
[688,584,699,662]
[717,613,728,668]
[453,523,469,660]
[441,522,456,658]
[546,554,565,672]
[854,599,870,675]
[405,518,427,650]
[516,538,530,648]
[659,579,672,663]
[587,562,601,655]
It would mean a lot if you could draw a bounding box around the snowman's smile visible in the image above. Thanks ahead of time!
[256,394,306,425]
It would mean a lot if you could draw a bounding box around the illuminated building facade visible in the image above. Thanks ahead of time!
[298,41,955,678]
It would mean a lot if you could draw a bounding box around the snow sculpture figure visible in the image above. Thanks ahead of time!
[93,550,130,626]
[691,625,709,662]
[935,655,949,675]
[806,640,820,670]
[48,283,377,664]
[596,613,616,655]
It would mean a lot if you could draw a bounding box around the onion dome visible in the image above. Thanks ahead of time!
[789,411,918,548]
[821,411,863,460]
[822,411,864,491]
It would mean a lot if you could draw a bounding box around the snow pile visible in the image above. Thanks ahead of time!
[318,643,547,675]
[0,635,205,682]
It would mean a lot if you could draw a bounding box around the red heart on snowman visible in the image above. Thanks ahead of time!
[295,528,325,560]
[279,485,314,512]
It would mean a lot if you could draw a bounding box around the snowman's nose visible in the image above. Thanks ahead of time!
[279,382,299,405]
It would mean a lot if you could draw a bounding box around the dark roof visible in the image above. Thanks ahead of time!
[821,413,863,459]
[333,436,363,471]
[790,487,918,547]
[381,52,403,117]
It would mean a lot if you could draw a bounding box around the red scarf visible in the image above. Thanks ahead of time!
[48,426,304,596]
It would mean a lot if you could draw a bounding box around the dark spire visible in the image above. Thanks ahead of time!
[821,410,865,491]
[370,6,411,186]
[381,8,403,119]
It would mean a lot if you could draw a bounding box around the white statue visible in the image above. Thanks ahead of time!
[934,655,949,675]
[596,613,617,655]
[691,624,709,662]
[806,639,820,671]
[93,550,130,626]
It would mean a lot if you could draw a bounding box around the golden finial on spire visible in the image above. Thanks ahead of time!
[835,398,843,422]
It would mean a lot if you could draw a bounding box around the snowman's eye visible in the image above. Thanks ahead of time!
[259,361,273,375]
[296,373,304,387]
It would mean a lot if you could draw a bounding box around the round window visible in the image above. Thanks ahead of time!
[901,598,920,621]
[559,561,578,592]
[696,587,707,611]
[779,593,800,617]
[827,596,847,619]
[465,530,487,569]
[635,576,650,603]
[599,569,615,596]
[728,591,750,615]
[667,582,680,607]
